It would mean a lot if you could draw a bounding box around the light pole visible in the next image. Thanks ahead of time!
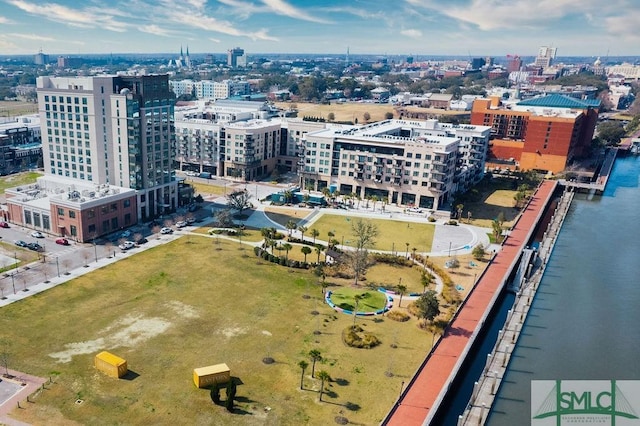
[11,273,16,294]
[448,242,452,257]
[93,239,98,263]
[56,257,60,277]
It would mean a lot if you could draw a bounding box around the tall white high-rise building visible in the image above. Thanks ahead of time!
[36,74,178,220]
[534,46,557,69]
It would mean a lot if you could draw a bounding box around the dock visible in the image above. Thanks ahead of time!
[560,148,617,194]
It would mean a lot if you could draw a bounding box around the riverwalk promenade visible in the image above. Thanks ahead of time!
[383,180,558,426]
[459,186,574,425]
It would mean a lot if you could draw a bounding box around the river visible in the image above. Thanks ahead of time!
[487,154,640,424]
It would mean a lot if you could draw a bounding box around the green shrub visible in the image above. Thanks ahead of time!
[428,216,436,222]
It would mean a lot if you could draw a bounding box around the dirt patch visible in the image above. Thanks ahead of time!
[165,300,199,319]
[220,326,248,338]
[49,315,171,363]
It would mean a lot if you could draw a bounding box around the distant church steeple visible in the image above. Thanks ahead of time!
[185,45,191,69]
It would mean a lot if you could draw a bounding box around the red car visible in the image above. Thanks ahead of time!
[55,238,70,246]
[0,222,9,228]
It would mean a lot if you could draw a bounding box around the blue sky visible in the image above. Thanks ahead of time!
[0,0,638,57]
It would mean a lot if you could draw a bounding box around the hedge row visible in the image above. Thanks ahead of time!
[253,246,312,269]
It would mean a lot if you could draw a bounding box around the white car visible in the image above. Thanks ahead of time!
[118,241,136,250]
[160,227,173,234]
[407,207,423,213]
[175,221,187,228]
[31,231,45,238]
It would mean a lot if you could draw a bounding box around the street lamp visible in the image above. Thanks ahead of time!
[11,273,16,294]
[56,257,60,277]
[448,241,452,257]
[93,239,98,263]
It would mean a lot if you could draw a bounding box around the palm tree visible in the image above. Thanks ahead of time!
[412,247,417,260]
[353,293,363,325]
[420,271,434,294]
[298,360,308,390]
[282,243,293,261]
[397,284,407,308]
[283,189,294,204]
[286,220,297,236]
[317,370,331,402]
[310,228,320,244]
[314,245,323,263]
[301,246,312,263]
[405,242,410,259]
[308,349,322,378]
[298,225,308,242]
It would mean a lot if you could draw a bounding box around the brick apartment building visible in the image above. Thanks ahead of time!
[471,94,600,174]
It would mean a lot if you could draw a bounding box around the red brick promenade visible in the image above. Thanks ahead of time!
[384,180,557,425]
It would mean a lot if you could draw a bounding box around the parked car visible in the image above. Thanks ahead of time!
[14,240,28,247]
[407,207,423,213]
[186,217,196,224]
[118,241,136,250]
[120,230,132,239]
[55,238,70,245]
[160,227,173,234]
[187,204,198,212]
[31,231,45,238]
[175,221,187,228]
[147,220,160,229]
[27,242,42,251]
[0,222,9,228]
[135,237,148,245]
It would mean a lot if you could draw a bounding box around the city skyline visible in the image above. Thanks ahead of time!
[0,0,639,57]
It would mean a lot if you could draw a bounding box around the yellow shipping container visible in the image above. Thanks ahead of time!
[95,351,128,378]
[193,363,230,388]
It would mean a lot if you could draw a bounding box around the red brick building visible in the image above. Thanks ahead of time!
[471,94,600,173]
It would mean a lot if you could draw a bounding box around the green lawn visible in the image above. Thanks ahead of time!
[309,214,435,252]
[0,171,42,194]
[4,236,432,426]
[329,288,388,312]
[190,181,227,196]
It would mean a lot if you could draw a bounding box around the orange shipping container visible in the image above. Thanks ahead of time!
[193,363,230,388]
[95,351,128,378]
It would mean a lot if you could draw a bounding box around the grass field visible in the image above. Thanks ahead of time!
[4,236,435,426]
[0,171,43,194]
[329,288,387,312]
[190,181,227,197]
[0,100,37,118]
[276,102,395,123]
[307,214,434,252]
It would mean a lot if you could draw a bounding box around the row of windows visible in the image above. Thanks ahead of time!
[44,95,87,105]
[50,169,92,181]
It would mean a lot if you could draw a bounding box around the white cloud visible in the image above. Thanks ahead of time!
[209,37,221,43]
[261,0,331,24]
[7,32,55,41]
[139,25,173,37]
[401,29,422,39]
[0,16,12,24]
[406,0,611,31]
[7,0,128,32]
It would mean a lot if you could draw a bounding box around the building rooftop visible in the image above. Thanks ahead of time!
[7,175,136,209]
[516,94,601,109]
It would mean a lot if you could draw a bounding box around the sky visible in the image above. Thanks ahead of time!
[0,0,639,57]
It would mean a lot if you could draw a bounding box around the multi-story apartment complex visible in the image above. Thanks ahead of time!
[0,115,42,174]
[300,119,490,210]
[170,79,250,100]
[471,94,600,173]
[5,74,178,241]
[534,46,557,69]
[175,100,282,178]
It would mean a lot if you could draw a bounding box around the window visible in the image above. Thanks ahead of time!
[57,207,64,216]
[110,203,118,212]
[69,210,76,219]
[88,209,95,219]
[70,225,77,237]
[124,199,131,208]
[88,224,96,234]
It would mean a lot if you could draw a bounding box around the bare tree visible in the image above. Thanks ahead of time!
[226,189,252,214]
[42,263,51,283]
[62,259,72,275]
[82,249,91,267]
[345,218,379,285]
[105,241,115,257]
